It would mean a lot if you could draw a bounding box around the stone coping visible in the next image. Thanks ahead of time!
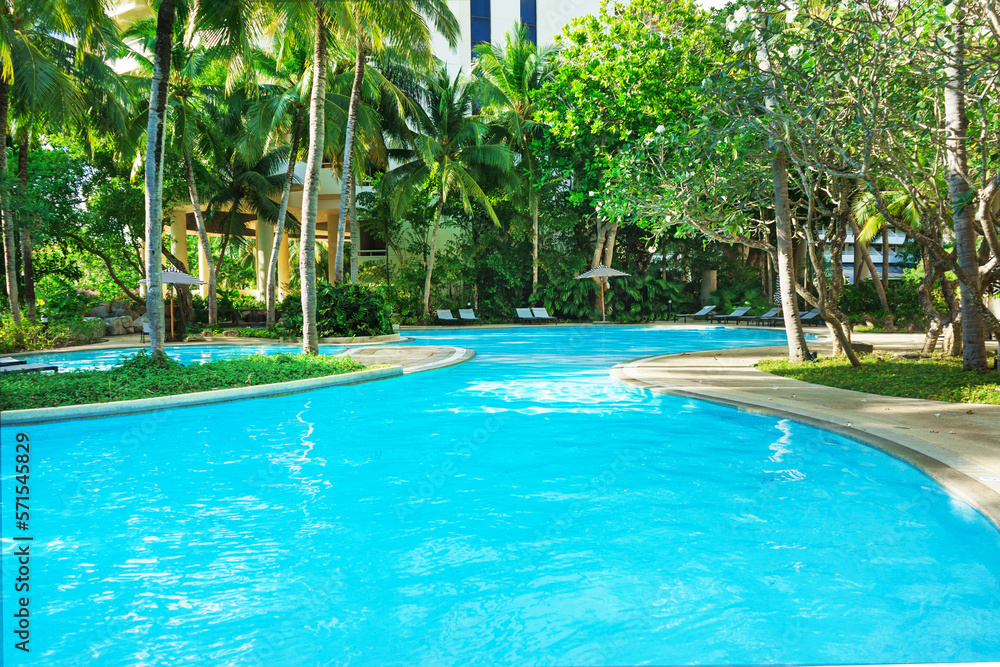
[611,350,1000,530]
[1,365,401,426]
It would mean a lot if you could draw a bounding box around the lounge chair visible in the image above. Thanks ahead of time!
[801,308,822,325]
[458,308,480,324]
[736,307,779,325]
[516,308,538,324]
[675,305,716,322]
[708,306,750,324]
[530,307,557,323]
[0,362,58,373]
[139,321,151,343]
[436,309,460,325]
[0,357,26,367]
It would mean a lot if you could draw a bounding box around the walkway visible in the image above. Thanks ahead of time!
[612,329,1000,527]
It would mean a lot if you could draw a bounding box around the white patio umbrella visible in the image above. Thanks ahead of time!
[140,266,207,338]
[574,264,631,322]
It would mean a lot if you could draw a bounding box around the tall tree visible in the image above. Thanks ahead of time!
[330,0,459,283]
[381,68,513,316]
[943,0,988,370]
[474,24,556,288]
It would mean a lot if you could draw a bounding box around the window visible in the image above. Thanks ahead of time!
[471,0,490,57]
[521,0,537,44]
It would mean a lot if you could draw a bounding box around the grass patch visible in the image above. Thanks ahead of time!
[757,353,1000,405]
[0,350,369,411]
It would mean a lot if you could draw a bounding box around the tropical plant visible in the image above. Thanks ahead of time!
[279,281,393,337]
[474,23,556,288]
[381,67,514,316]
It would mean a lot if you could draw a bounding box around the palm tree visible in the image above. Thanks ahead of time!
[0,0,120,322]
[381,68,514,316]
[329,0,459,283]
[474,24,556,288]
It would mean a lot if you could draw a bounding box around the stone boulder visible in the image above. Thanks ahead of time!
[94,302,111,319]
[102,316,133,336]
[222,329,240,337]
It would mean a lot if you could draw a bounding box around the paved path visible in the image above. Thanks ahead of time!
[612,329,1000,527]
[348,345,473,373]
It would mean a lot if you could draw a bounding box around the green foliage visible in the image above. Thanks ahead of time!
[533,265,687,322]
[0,315,105,354]
[190,325,286,339]
[839,279,925,321]
[758,354,1000,406]
[39,281,99,321]
[708,283,768,314]
[279,282,393,337]
[0,350,368,411]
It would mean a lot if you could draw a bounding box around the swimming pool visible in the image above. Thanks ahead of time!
[18,343,346,372]
[2,326,999,665]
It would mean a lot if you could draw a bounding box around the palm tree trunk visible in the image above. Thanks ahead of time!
[300,3,327,354]
[334,40,366,283]
[17,139,36,321]
[944,1,987,370]
[0,68,20,324]
[267,108,303,329]
[531,194,539,287]
[350,170,359,283]
[143,0,176,357]
[183,147,217,326]
[423,194,446,316]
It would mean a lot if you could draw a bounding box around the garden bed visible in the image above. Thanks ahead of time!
[0,351,368,411]
[757,353,1000,405]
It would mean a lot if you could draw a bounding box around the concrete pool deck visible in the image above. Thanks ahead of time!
[613,327,1000,528]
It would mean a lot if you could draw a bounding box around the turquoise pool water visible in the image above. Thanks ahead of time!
[2,325,999,666]
[18,343,345,372]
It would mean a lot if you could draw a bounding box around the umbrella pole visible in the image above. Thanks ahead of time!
[170,289,175,340]
[600,279,606,322]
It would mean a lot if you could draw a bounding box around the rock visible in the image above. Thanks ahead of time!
[111,307,130,318]
[185,335,207,342]
[201,330,214,338]
[84,306,100,317]
[101,315,134,336]
[222,329,239,337]
[95,303,110,318]
[111,300,128,311]
[850,342,874,354]
[133,314,148,327]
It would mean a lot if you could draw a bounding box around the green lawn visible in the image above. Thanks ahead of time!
[757,353,1000,405]
[0,351,368,411]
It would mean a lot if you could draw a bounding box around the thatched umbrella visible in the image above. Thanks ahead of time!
[574,265,631,322]
[140,266,206,338]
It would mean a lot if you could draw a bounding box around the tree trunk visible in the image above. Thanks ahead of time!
[299,3,327,354]
[0,67,20,323]
[183,147,217,326]
[349,170,359,283]
[531,194,540,288]
[941,276,963,357]
[423,194,446,316]
[918,256,944,354]
[143,0,176,357]
[17,139,35,321]
[267,109,303,328]
[334,39,366,283]
[944,0,988,370]
[773,153,810,361]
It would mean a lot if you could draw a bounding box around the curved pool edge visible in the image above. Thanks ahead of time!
[611,352,1000,530]
[1,365,403,426]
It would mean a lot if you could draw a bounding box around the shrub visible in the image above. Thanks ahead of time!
[40,280,98,321]
[0,315,104,353]
[279,282,393,337]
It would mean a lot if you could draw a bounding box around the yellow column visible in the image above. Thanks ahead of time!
[170,212,188,269]
[198,240,211,298]
[277,232,290,300]
[255,219,274,301]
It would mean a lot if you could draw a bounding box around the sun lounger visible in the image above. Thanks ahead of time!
[800,308,822,325]
[708,306,750,324]
[436,309,460,325]
[530,307,557,323]
[675,305,716,322]
[0,362,58,373]
[516,308,539,324]
[0,357,27,367]
[736,307,779,325]
[458,309,480,324]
